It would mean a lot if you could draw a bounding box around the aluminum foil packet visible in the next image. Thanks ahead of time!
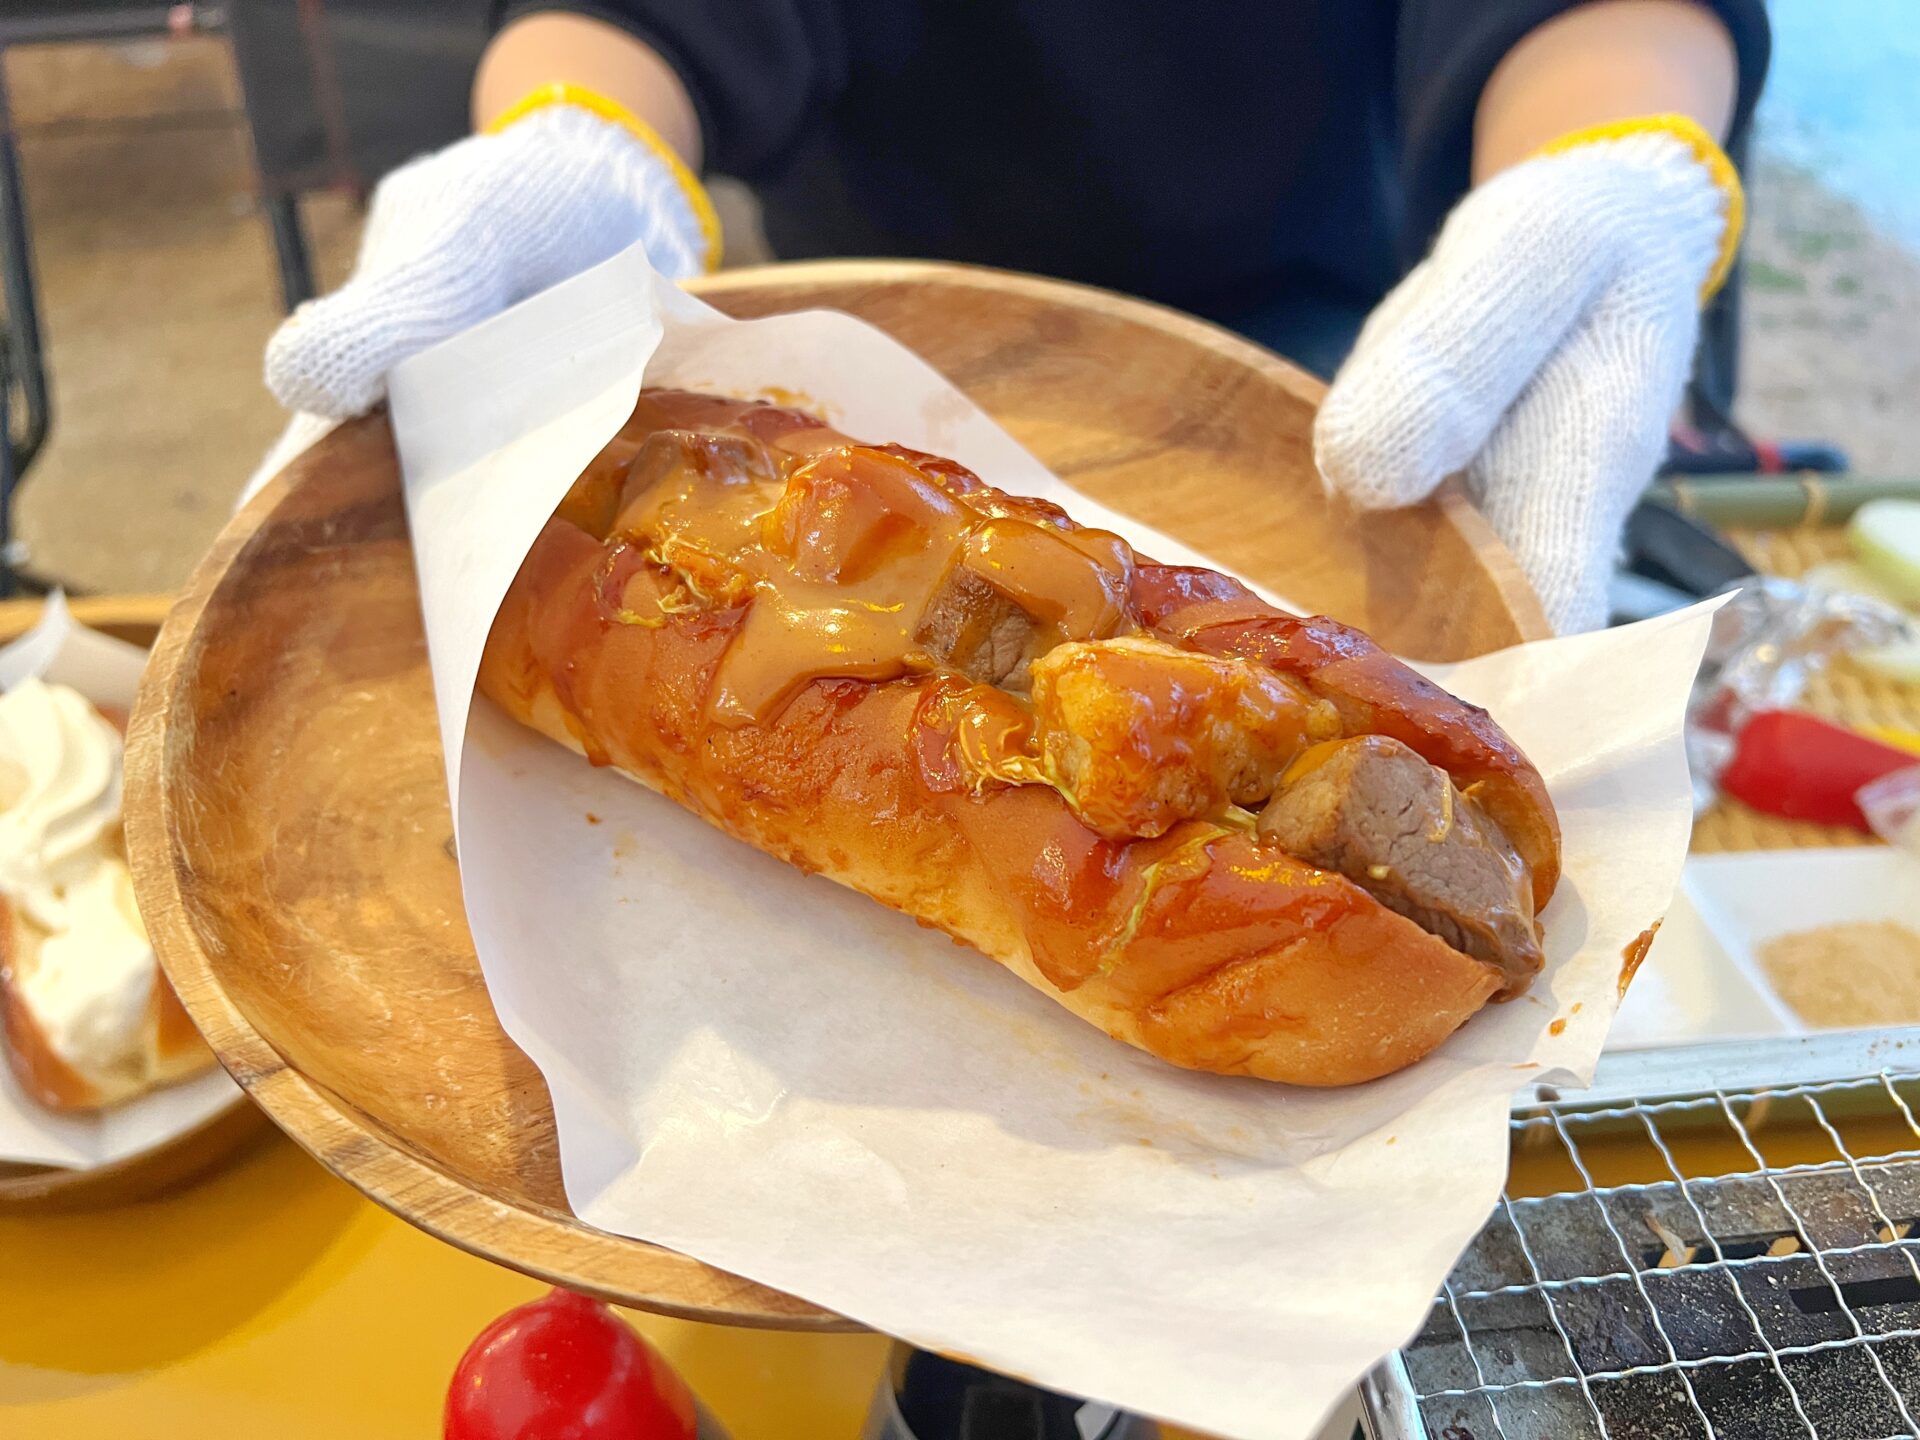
[1687,576,1914,811]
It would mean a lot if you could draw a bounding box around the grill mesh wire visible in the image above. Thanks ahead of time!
[1381,1071,1920,1439]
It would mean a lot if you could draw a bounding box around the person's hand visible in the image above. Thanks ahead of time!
[1314,120,1742,633]
[245,94,715,500]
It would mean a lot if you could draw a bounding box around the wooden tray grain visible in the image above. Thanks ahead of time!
[124,260,1548,1324]
[0,595,265,1210]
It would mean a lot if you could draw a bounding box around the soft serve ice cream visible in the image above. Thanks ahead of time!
[0,677,161,1100]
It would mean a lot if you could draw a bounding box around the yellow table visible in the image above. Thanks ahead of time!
[0,1132,891,1439]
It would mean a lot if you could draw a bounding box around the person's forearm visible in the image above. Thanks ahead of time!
[473,11,703,168]
[1473,0,1736,182]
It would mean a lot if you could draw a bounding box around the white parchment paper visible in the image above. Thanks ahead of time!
[0,596,239,1170]
[389,245,1717,1440]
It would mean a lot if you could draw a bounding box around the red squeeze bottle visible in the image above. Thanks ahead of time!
[1719,710,1919,831]
[445,1288,724,1440]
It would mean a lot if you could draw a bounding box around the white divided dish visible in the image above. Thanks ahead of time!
[1608,847,1920,1049]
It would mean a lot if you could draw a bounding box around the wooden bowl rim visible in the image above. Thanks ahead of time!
[125,259,1546,1325]
[125,537,841,1324]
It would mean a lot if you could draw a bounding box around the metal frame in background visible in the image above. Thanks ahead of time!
[223,0,499,317]
[0,3,229,596]
[1362,1028,1920,1440]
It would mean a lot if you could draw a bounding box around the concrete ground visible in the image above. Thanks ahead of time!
[9,39,356,592]
[6,37,1915,595]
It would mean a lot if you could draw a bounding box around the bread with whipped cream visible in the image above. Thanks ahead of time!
[0,676,213,1110]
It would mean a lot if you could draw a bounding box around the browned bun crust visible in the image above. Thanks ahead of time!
[1132,566,1562,911]
[149,975,210,1077]
[481,502,1528,1086]
[0,894,103,1109]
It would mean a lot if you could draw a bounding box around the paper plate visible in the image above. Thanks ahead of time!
[124,260,1548,1322]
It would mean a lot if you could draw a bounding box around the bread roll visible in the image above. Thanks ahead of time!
[478,390,1561,1085]
[0,678,213,1111]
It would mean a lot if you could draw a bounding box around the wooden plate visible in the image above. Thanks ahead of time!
[0,594,266,1210]
[124,260,1548,1325]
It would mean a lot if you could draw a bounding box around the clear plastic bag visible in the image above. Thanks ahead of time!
[1858,764,1920,854]
[1686,577,1913,813]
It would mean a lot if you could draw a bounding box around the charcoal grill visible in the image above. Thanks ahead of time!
[1361,1029,1920,1440]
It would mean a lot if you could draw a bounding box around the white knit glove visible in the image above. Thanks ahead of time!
[245,99,712,501]
[1315,125,1740,633]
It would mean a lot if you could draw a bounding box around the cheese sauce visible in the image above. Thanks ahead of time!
[563,392,1142,742]
[544,393,1363,856]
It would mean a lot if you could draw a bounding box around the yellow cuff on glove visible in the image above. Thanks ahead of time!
[488,81,724,273]
[1537,112,1745,303]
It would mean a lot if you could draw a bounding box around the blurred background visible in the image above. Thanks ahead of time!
[0,0,1913,596]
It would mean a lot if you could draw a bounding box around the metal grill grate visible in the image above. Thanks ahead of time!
[1362,1031,1920,1440]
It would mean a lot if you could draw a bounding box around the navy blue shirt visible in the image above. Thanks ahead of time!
[505,0,1768,362]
